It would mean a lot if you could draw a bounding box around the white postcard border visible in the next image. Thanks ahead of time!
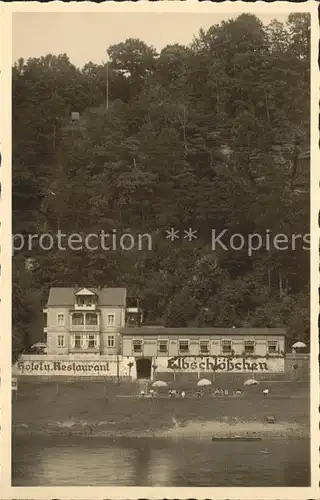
[1,1,319,498]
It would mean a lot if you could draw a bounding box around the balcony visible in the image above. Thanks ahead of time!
[126,297,142,314]
[125,314,142,327]
[126,307,140,313]
[74,303,97,311]
[70,324,99,332]
[69,345,100,353]
[125,298,143,327]
[70,312,100,331]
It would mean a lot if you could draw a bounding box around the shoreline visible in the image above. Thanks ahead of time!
[13,420,309,440]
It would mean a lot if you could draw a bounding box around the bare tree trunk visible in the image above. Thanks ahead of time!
[279,271,283,298]
[182,104,187,158]
[268,268,272,299]
[264,90,270,126]
[268,247,272,298]
[216,79,220,114]
[178,104,188,158]
[52,124,56,150]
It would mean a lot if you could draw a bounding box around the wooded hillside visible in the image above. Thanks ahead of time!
[12,14,310,358]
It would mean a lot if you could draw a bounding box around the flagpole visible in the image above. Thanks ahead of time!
[106,59,109,111]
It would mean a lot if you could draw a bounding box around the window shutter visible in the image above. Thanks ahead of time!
[70,335,75,348]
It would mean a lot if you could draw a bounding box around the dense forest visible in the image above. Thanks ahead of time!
[12,13,310,359]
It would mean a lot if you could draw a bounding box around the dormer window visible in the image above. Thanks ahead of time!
[77,296,93,307]
[74,288,97,309]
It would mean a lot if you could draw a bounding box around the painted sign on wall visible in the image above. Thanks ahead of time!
[15,358,127,377]
[13,355,138,378]
[15,360,110,375]
[156,356,284,373]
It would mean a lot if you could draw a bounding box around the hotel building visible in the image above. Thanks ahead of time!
[33,286,287,379]
[43,287,142,356]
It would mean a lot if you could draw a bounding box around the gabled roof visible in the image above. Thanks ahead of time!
[119,327,286,337]
[47,287,126,307]
[75,287,96,296]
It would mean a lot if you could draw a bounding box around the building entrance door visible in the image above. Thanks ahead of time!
[136,358,152,379]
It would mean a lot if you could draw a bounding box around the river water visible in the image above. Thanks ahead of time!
[12,435,310,486]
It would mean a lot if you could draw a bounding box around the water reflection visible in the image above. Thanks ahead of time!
[133,444,151,486]
[12,436,310,486]
[145,448,173,486]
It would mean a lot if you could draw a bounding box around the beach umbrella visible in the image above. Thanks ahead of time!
[244,378,259,386]
[152,380,167,388]
[31,342,47,349]
[292,341,306,349]
[197,378,212,387]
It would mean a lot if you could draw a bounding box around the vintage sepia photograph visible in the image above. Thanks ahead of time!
[0,1,318,498]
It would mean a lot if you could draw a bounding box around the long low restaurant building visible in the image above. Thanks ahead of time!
[119,326,286,380]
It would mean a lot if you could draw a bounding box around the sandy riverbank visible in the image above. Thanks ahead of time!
[12,379,309,442]
[13,419,309,439]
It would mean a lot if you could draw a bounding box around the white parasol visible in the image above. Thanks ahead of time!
[197,378,212,387]
[292,341,306,349]
[244,378,259,386]
[152,380,168,388]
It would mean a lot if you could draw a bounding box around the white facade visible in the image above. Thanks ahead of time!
[45,287,126,356]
